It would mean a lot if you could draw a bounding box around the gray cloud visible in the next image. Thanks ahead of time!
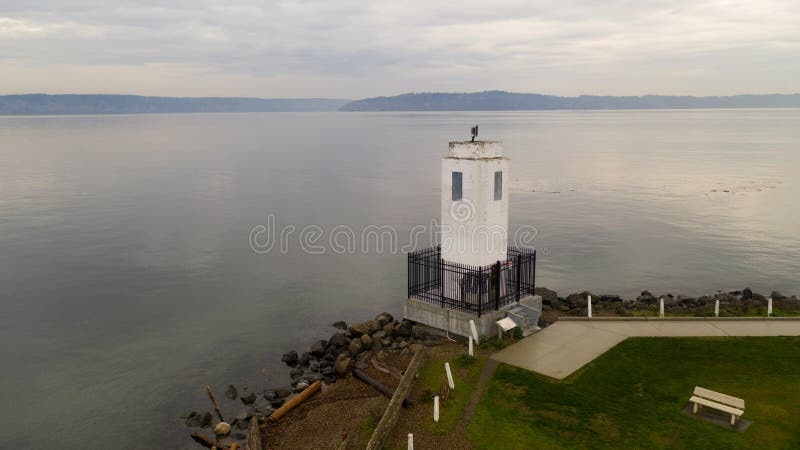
[1,0,798,97]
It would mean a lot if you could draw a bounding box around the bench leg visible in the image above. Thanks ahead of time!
[731,415,736,426]
[692,402,698,414]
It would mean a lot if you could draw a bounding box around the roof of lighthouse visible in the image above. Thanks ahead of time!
[447,140,504,159]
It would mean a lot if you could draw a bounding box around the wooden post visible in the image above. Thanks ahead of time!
[587,295,592,318]
[468,335,474,357]
[445,363,455,390]
[715,299,720,318]
[366,349,425,450]
[768,298,773,316]
[434,396,440,422]
[469,320,479,343]
[659,297,664,318]
[408,433,414,450]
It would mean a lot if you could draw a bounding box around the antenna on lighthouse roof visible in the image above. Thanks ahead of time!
[470,125,479,142]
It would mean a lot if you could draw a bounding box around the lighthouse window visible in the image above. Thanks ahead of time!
[494,171,502,200]
[452,172,462,200]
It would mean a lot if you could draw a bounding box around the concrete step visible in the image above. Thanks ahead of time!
[507,304,542,337]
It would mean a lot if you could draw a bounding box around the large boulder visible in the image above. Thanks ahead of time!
[375,312,394,326]
[184,411,202,428]
[297,352,311,368]
[240,392,257,405]
[233,410,252,430]
[348,338,363,356]
[349,320,380,337]
[534,287,558,304]
[411,325,428,340]
[328,332,349,347]
[565,292,588,308]
[224,385,238,400]
[214,422,231,437]
[392,320,413,338]
[334,353,351,376]
[310,340,327,357]
[360,333,372,347]
[636,290,657,305]
[281,350,298,366]
[372,330,387,340]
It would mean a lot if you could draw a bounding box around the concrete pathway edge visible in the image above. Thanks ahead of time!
[491,319,800,380]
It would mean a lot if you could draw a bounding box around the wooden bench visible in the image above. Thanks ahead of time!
[689,386,745,425]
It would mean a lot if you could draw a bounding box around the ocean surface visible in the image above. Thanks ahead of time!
[1,110,799,448]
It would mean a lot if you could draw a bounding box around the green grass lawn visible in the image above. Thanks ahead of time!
[467,337,800,449]
[417,353,484,433]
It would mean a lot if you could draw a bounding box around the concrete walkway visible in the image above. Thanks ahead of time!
[491,318,800,380]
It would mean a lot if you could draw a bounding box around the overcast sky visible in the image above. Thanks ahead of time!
[1,0,798,98]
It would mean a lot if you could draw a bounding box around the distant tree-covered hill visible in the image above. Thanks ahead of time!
[0,94,351,115]
[339,91,800,111]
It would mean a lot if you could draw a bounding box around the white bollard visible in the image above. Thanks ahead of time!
[768,298,773,316]
[408,433,414,450]
[434,396,440,422]
[659,297,664,318]
[445,362,455,389]
[469,320,479,343]
[468,335,474,357]
[587,295,592,318]
[714,299,720,318]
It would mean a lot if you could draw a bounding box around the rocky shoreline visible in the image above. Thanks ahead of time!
[182,312,439,447]
[181,286,799,447]
[535,287,799,325]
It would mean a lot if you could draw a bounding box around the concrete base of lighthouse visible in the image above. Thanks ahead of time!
[404,295,542,340]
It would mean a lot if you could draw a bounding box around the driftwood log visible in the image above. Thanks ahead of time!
[205,385,225,423]
[365,349,425,450]
[352,369,411,407]
[190,431,232,450]
[244,416,262,450]
[268,380,321,422]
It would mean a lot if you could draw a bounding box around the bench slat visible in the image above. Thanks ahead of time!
[693,386,745,409]
[690,396,744,416]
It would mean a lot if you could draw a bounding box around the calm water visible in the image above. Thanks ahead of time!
[1,110,799,448]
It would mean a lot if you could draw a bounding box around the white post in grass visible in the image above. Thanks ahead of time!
[469,319,479,343]
[445,363,455,389]
[434,396,440,422]
[408,433,414,450]
[659,297,664,318]
[468,335,474,357]
[587,295,592,318]
[768,297,773,316]
[714,299,720,318]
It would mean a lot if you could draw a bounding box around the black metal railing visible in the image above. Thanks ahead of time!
[408,245,536,316]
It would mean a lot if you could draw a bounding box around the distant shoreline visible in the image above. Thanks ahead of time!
[2,91,800,115]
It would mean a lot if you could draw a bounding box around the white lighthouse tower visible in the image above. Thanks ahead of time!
[440,130,509,266]
[405,127,539,339]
